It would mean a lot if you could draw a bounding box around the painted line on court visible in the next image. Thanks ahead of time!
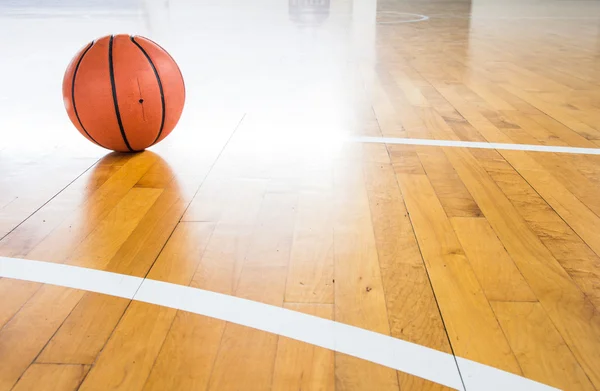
[0,256,142,298]
[377,12,430,24]
[0,256,559,391]
[349,136,600,155]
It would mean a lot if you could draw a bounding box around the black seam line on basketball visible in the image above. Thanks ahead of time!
[142,35,186,99]
[108,35,136,152]
[130,36,166,145]
[72,41,104,148]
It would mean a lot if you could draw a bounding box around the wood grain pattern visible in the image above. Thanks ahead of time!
[0,187,163,376]
[491,301,595,391]
[142,312,225,391]
[363,161,454,390]
[207,266,288,391]
[394,172,521,375]
[475,149,600,310]
[0,285,84,391]
[35,171,208,365]
[451,217,536,302]
[0,157,164,352]
[284,191,334,304]
[416,145,482,218]
[36,294,130,364]
[78,302,177,391]
[438,146,600,388]
[241,192,298,268]
[333,161,400,391]
[271,303,335,391]
[78,222,215,391]
[65,187,162,268]
[0,156,99,239]
[25,152,160,263]
[12,364,90,391]
[435,85,600,261]
[142,180,270,390]
[0,279,38,329]
[0,154,126,258]
[189,179,268,295]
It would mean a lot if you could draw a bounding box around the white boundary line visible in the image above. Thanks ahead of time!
[376,12,430,24]
[348,136,600,155]
[0,256,559,391]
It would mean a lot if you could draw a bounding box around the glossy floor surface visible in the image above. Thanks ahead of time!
[1,0,600,390]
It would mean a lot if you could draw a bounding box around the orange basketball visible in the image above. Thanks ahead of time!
[62,34,185,152]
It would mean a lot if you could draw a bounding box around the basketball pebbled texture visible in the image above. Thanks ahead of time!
[62,34,185,152]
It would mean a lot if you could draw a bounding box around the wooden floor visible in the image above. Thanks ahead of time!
[1,0,600,390]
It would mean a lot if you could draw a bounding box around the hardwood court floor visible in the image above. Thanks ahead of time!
[1,0,600,390]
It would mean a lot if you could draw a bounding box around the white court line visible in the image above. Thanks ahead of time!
[0,256,559,391]
[377,12,430,24]
[349,136,600,155]
[0,257,142,298]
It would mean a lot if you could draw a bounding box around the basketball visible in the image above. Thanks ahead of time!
[62,34,185,152]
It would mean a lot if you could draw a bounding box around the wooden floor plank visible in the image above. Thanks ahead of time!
[189,179,268,295]
[499,84,600,141]
[241,192,298,269]
[0,186,163,376]
[333,161,400,391]
[35,174,208,365]
[24,152,159,263]
[12,364,90,391]
[405,73,600,384]
[0,156,99,239]
[78,222,215,391]
[394,171,521,375]
[499,110,587,148]
[522,152,600,218]
[78,301,177,391]
[0,285,85,391]
[65,187,162,268]
[36,294,131,365]
[474,149,600,310]
[143,180,267,390]
[284,191,334,304]
[433,85,600,261]
[203,189,297,389]
[271,303,335,391]
[0,154,127,258]
[388,145,426,175]
[102,179,206,277]
[528,113,599,149]
[501,151,600,257]
[142,311,225,391]
[181,177,232,222]
[451,217,537,302]
[363,161,455,390]
[0,279,38,329]
[417,147,483,218]
[206,266,288,391]
[491,301,595,391]
[437,145,600,388]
